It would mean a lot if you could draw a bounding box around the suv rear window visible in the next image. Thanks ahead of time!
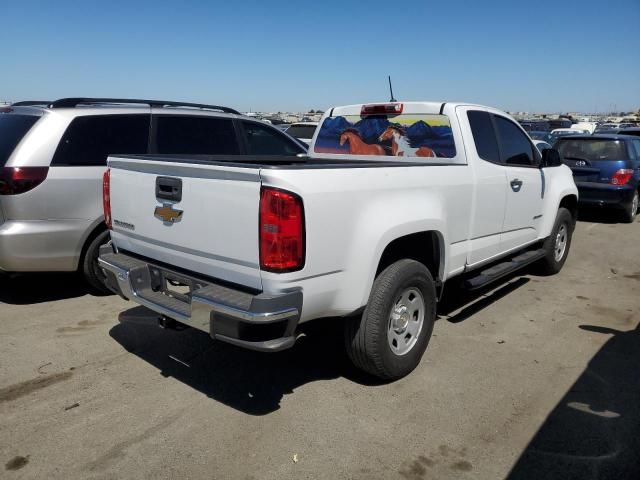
[556,138,629,161]
[155,116,239,155]
[52,115,150,166]
[313,113,456,158]
[0,114,39,166]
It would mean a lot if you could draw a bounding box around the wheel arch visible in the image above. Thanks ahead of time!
[375,230,445,285]
[75,218,108,271]
[559,194,578,224]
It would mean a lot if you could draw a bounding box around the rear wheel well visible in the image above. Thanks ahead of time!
[376,231,442,282]
[559,195,578,223]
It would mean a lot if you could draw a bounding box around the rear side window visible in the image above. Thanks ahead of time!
[52,115,149,166]
[242,121,302,155]
[467,110,500,163]
[493,116,535,166]
[155,116,239,155]
[0,114,39,166]
[632,139,640,159]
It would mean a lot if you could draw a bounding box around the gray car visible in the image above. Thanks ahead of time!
[0,98,305,291]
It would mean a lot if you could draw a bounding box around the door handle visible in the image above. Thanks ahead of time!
[156,176,182,202]
[510,179,523,192]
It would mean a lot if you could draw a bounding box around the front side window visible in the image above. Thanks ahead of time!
[242,122,302,155]
[494,116,535,166]
[52,115,150,166]
[155,116,239,155]
[314,113,456,158]
[467,110,500,163]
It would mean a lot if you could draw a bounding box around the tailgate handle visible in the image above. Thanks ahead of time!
[156,177,182,202]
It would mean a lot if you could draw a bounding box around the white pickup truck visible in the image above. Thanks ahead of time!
[99,101,578,380]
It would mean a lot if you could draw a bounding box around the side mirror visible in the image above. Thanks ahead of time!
[540,148,562,168]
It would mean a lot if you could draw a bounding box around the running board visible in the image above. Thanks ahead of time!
[464,248,546,290]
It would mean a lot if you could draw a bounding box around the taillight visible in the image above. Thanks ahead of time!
[0,167,48,195]
[361,103,403,115]
[103,169,112,229]
[611,169,633,186]
[259,187,304,272]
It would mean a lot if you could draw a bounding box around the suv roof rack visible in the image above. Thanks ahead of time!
[12,101,52,106]
[47,98,240,114]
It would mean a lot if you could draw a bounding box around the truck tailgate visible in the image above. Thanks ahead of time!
[107,157,262,290]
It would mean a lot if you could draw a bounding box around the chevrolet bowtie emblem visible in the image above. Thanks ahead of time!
[154,204,183,223]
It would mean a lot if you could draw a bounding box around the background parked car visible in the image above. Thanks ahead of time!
[0,98,306,291]
[284,122,319,145]
[528,130,552,142]
[594,127,640,138]
[519,119,550,132]
[593,123,634,134]
[556,134,640,222]
[549,128,586,145]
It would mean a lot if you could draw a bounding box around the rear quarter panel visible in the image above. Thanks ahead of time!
[260,165,473,321]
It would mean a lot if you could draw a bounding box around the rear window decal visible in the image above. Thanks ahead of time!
[314,114,456,158]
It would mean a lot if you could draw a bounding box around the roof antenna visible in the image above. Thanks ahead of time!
[388,76,397,102]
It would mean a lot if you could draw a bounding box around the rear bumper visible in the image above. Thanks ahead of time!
[98,246,302,352]
[575,182,636,208]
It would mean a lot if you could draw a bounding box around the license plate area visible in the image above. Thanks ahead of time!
[149,267,201,304]
[163,273,192,303]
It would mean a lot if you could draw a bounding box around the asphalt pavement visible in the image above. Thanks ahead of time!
[1,211,639,479]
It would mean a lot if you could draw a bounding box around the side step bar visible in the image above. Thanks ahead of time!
[464,248,546,290]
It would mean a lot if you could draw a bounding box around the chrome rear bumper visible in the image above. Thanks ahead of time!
[98,246,301,352]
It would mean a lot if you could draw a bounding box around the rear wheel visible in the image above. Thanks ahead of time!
[622,190,638,224]
[344,259,436,380]
[537,207,573,275]
[81,230,111,294]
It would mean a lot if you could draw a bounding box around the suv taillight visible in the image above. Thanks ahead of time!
[611,169,633,186]
[103,169,112,229]
[259,187,304,272]
[0,167,48,195]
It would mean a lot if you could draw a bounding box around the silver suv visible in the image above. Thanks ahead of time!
[0,98,306,291]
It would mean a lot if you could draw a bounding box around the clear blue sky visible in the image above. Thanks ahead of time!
[1,0,638,113]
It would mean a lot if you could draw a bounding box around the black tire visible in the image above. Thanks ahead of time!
[344,259,436,380]
[81,230,112,294]
[622,190,638,224]
[537,207,574,275]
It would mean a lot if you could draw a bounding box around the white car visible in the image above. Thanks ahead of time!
[284,122,318,145]
[552,128,589,135]
[99,101,578,380]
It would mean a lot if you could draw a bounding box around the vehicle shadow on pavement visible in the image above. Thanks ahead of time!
[577,207,628,224]
[109,306,373,415]
[437,277,530,323]
[507,321,640,480]
[0,273,102,305]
